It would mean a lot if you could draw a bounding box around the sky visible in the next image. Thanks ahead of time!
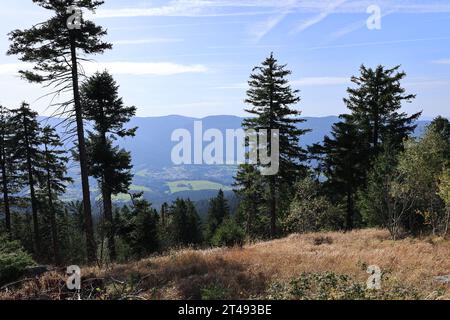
[0,0,449,118]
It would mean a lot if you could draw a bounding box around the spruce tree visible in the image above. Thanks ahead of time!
[39,126,73,265]
[233,164,265,237]
[345,65,420,158]
[160,202,169,228]
[313,65,421,230]
[170,199,202,246]
[310,118,368,230]
[429,116,450,159]
[130,198,159,258]
[80,71,136,261]
[8,0,112,263]
[205,190,230,241]
[10,103,43,255]
[0,106,19,237]
[237,53,309,237]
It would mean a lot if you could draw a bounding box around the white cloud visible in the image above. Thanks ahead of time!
[0,62,208,76]
[331,9,396,38]
[291,0,347,34]
[433,59,450,65]
[112,38,183,45]
[86,62,208,75]
[0,63,28,75]
[250,0,297,41]
[93,0,274,18]
[92,1,450,19]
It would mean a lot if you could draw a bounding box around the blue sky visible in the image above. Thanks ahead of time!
[0,0,449,118]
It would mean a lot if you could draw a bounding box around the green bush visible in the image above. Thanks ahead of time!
[283,178,345,233]
[265,272,421,300]
[0,235,35,285]
[211,217,244,248]
[201,283,232,300]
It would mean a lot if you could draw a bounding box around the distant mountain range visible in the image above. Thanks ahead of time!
[41,115,432,208]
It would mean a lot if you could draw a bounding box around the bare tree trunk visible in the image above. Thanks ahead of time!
[442,208,450,238]
[0,143,11,237]
[102,181,116,261]
[346,191,354,231]
[44,144,62,266]
[22,113,40,256]
[246,203,254,236]
[70,33,97,264]
[269,178,277,238]
[47,190,62,266]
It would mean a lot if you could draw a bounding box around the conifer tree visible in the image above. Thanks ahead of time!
[170,199,203,246]
[160,202,169,228]
[429,116,450,159]
[313,66,421,229]
[345,65,420,159]
[0,106,19,237]
[81,71,136,261]
[8,0,112,263]
[310,118,368,230]
[39,126,73,265]
[10,103,43,255]
[205,190,230,241]
[236,53,309,237]
[233,165,265,237]
[130,198,159,258]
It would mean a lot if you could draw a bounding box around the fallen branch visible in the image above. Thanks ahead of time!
[1,278,35,291]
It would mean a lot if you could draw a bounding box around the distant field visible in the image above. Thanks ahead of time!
[166,180,232,194]
[129,184,152,192]
[96,185,153,202]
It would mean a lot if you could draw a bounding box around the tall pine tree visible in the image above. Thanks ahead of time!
[236,53,309,237]
[8,0,112,263]
[10,103,43,256]
[312,65,421,229]
[0,106,19,237]
[39,126,73,265]
[345,65,420,160]
[170,199,203,247]
[80,71,136,261]
[205,190,230,241]
[310,118,368,230]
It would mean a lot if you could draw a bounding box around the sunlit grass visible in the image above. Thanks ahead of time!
[166,180,232,194]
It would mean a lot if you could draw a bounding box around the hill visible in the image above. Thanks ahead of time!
[41,115,433,207]
[2,229,449,300]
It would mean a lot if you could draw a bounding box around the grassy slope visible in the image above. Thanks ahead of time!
[2,229,450,300]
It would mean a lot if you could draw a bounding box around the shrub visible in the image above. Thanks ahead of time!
[0,235,35,285]
[283,177,345,233]
[211,217,244,248]
[201,283,232,300]
[265,272,421,300]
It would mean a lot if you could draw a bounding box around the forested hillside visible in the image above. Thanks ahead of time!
[1,0,449,301]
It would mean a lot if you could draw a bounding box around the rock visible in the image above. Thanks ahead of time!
[434,275,450,284]
[25,265,51,278]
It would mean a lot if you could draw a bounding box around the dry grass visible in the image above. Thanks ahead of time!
[1,229,450,300]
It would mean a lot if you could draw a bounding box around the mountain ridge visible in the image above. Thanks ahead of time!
[37,115,434,206]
